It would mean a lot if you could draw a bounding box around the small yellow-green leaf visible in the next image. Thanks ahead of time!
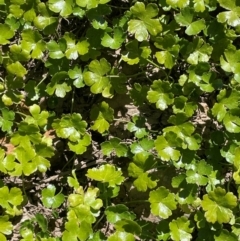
[7,62,27,77]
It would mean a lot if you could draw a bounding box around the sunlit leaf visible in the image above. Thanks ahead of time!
[86,164,124,187]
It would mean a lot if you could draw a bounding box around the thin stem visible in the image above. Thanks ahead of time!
[93,212,105,230]
[71,87,75,114]
[146,59,161,69]
[114,118,129,123]
[147,59,168,78]
[104,185,108,207]
[16,111,28,117]
[21,174,27,197]
[123,200,149,205]
[107,72,145,78]
[36,74,48,87]
[61,154,76,172]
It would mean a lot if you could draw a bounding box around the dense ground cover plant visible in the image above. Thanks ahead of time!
[0,0,240,240]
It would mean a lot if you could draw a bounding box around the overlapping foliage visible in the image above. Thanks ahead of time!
[0,0,240,240]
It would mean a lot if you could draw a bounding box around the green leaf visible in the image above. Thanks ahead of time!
[0,108,15,133]
[46,71,72,98]
[23,7,36,22]
[24,80,45,101]
[220,48,240,74]
[34,16,58,32]
[212,89,240,122]
[67,170,80,189]
[166,0,189,9]
[52,113,87,142]
[187,38,213,65]
[0,186,23,216]
[63,33,89,59]
[165,116,201,150]
[86,4,111,30]
[21,29,45,59]
[169,216,193,241]
[127,116,147,139]
[86,164,124,187]
[68,186,103,210]
[194,0,205,12]
[128,152,155,177]
[101,138,128,157]
[9,44,31,62]
[47,40,66,59]
[83,58,112,97]
[25,104,49,127]
[175,7,193,26]
[149,186,177,219]
[130,138,154,154]
[49,0,73,17]
[41,184,65,208]
[35,213,48,233]
[233,147,240,184]
[223,111,240,133]
[121,39,151,65]
[90,101,114,133]
[62,220,92,241]
[128,153,157,191]
[9,146,37,177]
[128,2,162,41]
[133,173,157,192]
[32,155,50,173]
[109,75,127,95]
[0,24,14,45]
[186,160,213,186]
[105,205,136,224]
[174,178,198,205]
[155,135,181,161]
[155,51,174,69]
[214,229,238,241]
[68,65,85,88]
[7,61,27,77]
[114,219,142,235]
[185,19,206,35]
[68,133,91,155]
[217,0,240,27]
[107,231,135,241]
[156,220,171,241]
[0,215,13,238]
[76,0,99,9]
[201,187,237,224]
[130,83,148,105]
[173,96,197,117]
[101,27,126,49]
[147,80,174,110]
